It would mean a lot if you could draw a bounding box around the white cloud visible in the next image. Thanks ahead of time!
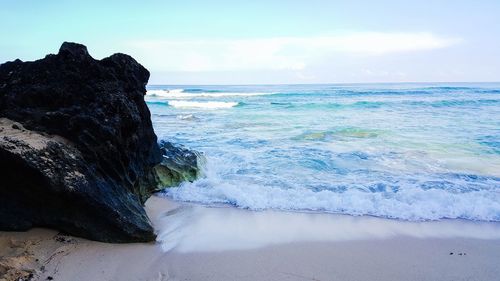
[127,32,461,72]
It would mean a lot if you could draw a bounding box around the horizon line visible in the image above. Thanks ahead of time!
[147,81,500,86]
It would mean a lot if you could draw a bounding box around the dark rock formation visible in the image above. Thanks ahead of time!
[0,42,180,242]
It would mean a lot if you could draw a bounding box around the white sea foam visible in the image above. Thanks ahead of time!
[147,89,273,98]
[168,100,239,109]
[177,114,197,120]
[164,158,500,222]
[166,180,500,222]
[147,89,185,97]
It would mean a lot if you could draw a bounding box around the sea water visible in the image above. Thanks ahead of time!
[146,83,500,221]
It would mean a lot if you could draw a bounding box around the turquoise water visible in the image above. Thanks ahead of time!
[146,83,500,221]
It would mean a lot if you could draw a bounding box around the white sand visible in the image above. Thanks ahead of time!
[1,195,500,281]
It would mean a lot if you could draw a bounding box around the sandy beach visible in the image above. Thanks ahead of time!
[2,2,500,281]
[1,195,499,281]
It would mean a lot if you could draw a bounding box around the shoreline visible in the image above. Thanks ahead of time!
[1,196,500,281]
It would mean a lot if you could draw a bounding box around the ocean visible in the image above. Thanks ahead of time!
[145,83,500,221]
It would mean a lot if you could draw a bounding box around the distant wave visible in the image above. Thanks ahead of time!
[413,99,500,107]
[182,88,222,93]
[419,86,475,91]
[177,114,198,120]
[148,89,185,96]
[270,99,499,110]
[145,101,168,106]
[147,89,274,98]
[168,100,239,109]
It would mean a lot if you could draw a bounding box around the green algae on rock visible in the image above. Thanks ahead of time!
[154,141,205,190]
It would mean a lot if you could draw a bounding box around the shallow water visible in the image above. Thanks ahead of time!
[156,203,500,252]
[146,83,500,221]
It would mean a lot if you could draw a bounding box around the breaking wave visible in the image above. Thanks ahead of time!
[168,100,239,109]
[147,89,274,98]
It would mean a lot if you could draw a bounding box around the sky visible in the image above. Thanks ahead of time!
[1,0,499,84]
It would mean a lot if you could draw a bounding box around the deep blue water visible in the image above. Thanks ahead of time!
[146,83,500,221]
